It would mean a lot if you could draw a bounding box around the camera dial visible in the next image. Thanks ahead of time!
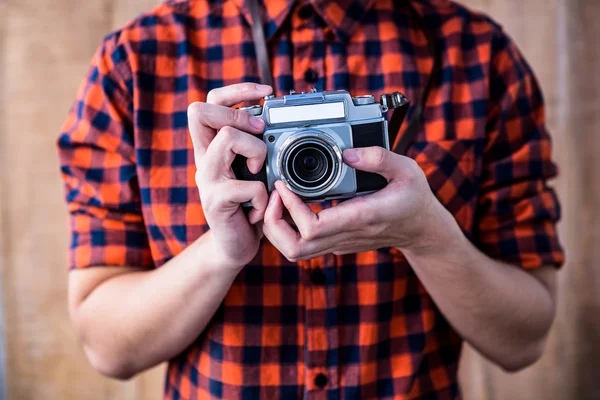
[352,95,375,106]
[238,104,263,116]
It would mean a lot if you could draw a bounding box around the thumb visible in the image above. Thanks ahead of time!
[342,146,414,182]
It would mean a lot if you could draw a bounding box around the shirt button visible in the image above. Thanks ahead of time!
[310,267,326,285]
[297,5,312,19]
[304,68,319,84]
[314,373,328,389]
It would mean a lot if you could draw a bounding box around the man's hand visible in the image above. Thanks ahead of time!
[188,83,273,269]
[262,146,451,261]
[69,83,279,380]
[264,145,558,372]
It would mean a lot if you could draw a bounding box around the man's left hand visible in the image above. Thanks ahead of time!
[262,146,453,261]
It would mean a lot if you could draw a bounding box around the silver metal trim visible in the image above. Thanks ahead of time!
[267,101,346,125]
[239,104,263,116]
[265,98,349,128]
[352,95,375,106]
[380,91,409,110]
[276,132,343,197]
[383,119,391,150]
[283,91,324,104]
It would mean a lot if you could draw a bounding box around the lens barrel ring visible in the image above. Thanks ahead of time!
[277,132,343,197]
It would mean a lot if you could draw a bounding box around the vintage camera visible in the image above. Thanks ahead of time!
[233,88,409,203]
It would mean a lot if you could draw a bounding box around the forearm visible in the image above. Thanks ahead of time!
[72,231,240,379]
[401,203,556,371]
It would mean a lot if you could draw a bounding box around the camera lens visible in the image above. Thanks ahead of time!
[302,154,318,171]
[291,146,329,186]
[280,134,342,196]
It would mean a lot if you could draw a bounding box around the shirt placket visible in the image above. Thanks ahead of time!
[290,8,339,398]
[291,5,325,94]
[301,251,340,398]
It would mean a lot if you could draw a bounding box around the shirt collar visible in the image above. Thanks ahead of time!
[233,0,375,43]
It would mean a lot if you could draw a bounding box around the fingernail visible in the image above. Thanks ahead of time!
[250,116,265,129]
[343,149,361,163]
[256,84,271,92]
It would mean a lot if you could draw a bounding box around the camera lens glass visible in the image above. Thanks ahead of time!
[302,154,318,171]
[285,138,338,192]
[291,147,329,186]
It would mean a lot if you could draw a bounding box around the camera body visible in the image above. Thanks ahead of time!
[233,88,409,203]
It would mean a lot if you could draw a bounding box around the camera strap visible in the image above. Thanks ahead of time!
[246,0,440,156]
[389,3,441,155]
[248,0,274,89]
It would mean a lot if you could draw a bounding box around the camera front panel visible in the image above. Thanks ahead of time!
[264,123,356,200]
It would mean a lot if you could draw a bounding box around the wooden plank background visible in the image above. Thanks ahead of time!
[1,0,598,399]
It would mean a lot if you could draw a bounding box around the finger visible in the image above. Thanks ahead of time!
[187,103,217,166]
[264,219,362,261]
[342,147,418,182]
[187,102,266,162]
[332,244,381,256]
[248,209,263,225]
[264,191,298,238]
[301,242,372,259]
[292,231,381,259]
[264,191,358,261]
[272,181,320,237]
[188,83,271,169]
[263,191,301,258]
[290,231,361,260]
[274,181,370,239]
[254,221,265,239]
[220,180,268,219]
[206,83,272,106]
[203,126,267,179]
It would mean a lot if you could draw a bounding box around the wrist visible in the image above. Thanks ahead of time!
[399,196,467,260]
[196,230,245,274]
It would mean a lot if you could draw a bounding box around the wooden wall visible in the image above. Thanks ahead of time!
[1,0,598,399]
[1,1,166,399]
[458,1,600,399]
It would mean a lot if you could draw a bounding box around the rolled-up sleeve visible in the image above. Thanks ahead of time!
[57,33,153,270]
[474,27,565,269]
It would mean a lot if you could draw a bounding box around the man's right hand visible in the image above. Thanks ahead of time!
[187,83,273,270]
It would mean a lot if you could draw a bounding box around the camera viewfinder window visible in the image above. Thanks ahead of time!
[269,102,345,124]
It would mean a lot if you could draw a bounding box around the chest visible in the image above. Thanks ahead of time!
[131,16,487,265]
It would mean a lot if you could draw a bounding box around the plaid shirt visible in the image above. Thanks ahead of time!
[58,0,565,398]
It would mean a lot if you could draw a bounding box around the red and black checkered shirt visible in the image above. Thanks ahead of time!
[58,0,565,398]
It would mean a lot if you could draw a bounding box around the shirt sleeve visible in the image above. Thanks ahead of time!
[57,33,154,270]
[473,26,565,269]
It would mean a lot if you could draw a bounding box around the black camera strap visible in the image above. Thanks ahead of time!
[246,0,440,156]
